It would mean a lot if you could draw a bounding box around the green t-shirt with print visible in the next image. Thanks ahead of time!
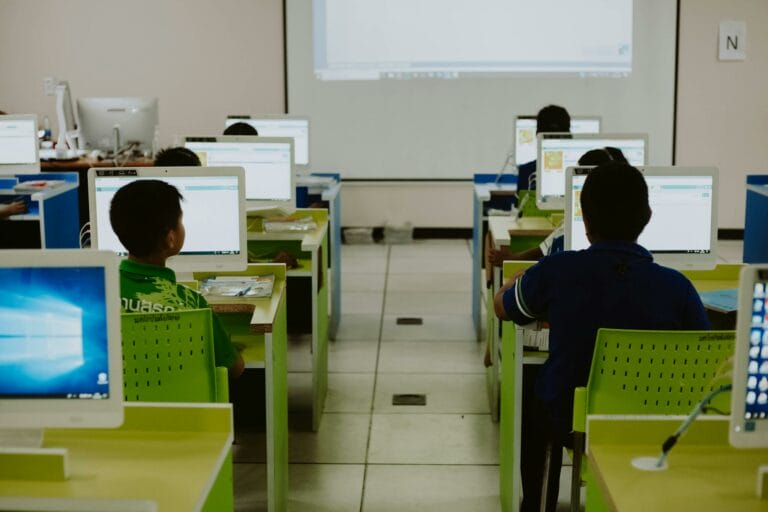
[119,259,237,369]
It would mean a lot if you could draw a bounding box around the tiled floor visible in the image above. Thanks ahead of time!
[233,238,745,511]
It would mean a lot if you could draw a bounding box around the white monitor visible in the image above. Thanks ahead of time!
[183,136,295,213]
[224,116,310,167]
[564,166,718,270]
[514,116,601,166]
[0,249,123,430]
[536,133,647,210]
[731,265,768,448]
[88,166,247,273]
[54,80,81,154]
[0,114,40,175]
[77,97,158,153]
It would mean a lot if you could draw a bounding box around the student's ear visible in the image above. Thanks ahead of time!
[166,229,178,253]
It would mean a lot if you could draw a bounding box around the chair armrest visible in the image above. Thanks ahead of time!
[572,386,587,433]
[215,367,230,403]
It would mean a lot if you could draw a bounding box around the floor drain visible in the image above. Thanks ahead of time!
[392,394,427,406]
[396,317,423,325]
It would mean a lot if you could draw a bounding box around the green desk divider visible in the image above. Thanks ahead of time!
[0,448,67,481]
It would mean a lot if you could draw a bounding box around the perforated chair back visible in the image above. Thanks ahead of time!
[121,309,222,403]
[586,328,735,415]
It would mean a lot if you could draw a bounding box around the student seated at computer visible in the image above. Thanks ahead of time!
[154,146,201,166]
[223,122,258,136]
[517,104,571,191]
[488,147,628,266]
[110,179,245,378]
[493,162,710,512]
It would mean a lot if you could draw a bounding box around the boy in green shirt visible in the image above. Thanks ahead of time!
[110,179,245,377]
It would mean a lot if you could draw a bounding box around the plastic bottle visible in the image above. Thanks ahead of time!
[42,115,52,142]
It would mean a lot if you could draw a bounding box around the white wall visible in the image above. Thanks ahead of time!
[0,0,284,149]
[676,0,768,229]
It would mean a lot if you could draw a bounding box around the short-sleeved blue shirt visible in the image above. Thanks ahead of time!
[501,241,710,434]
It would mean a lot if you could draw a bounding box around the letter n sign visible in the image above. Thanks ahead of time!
[719,21,746,61]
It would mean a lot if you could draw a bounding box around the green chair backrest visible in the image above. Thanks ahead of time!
[121,309,225,403]
[586,329,735,415]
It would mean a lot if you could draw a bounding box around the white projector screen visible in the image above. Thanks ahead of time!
[287,0,676,180]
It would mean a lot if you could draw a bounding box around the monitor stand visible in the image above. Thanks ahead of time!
[0,428,69,480]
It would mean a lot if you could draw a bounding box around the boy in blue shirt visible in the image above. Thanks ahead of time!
[517,104,571,191]
[110,179,245,378]
[494,162,709,511]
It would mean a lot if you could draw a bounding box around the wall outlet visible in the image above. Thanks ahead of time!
[43,76,58,96]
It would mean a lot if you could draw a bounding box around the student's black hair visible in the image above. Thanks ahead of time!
[580,162,650,242]
[536,105,570,134]
[223,122,258,136]
[578,146,629,166]
[154,146,201,167]
[110,180,183,258]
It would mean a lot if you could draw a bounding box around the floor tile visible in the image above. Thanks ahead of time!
[380,314,476,342]
[342,291,385,315]
[234,463,365,512]
[388,256,471,275]
[328,340,380,373]
[233,413,370,464]
[384,291,471,316]
[367,414,498,464]
[374,373,489,414]
[334,314,381,341]
[342,273,386,292]
[362,465,501,512]
[287,336,312,372]
[386,272,471,293]
[325,373,375,413]
[378,340,485,374]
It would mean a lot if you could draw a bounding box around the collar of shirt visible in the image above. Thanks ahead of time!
[119,259,177,284]
[585,240,653,261]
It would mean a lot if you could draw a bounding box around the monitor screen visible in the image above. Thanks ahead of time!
[731,266,768,448]
[0,249,122,429]
[537,133,647,210]
[564,166,718,270]
[183,136,295,209]
[0,115,40,175]
[77,97,158,153]
[88,167,247,273]
[225,117,309,166]
[514,116,601,166]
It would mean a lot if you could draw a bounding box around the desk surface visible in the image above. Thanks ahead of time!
[0,403,232,512]
[247,208,329,252]
[488,216,554,247]
[474,182,517,202]
[588,417,768,512]
[41,157,155,170]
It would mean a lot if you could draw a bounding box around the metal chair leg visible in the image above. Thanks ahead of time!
[540,441,552,512]
[571,432,586,512]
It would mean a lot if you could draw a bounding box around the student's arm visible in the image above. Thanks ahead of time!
[494,261,548,324]
[0,201,26,219]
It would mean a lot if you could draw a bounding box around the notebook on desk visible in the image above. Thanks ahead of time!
[699,288,738,313]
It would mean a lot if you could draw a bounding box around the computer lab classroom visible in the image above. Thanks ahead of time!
[1,1,768,511]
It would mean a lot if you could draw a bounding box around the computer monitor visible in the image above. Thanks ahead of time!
[513,115,601,166]
[537,132,647,210]
[77,97,158,153]
[730,265,768,448]
[225,116,310,167]
[564,166,718,270]
[88,166,247,272]
[0,114,40,175]
[54,80,81,154]
[0,249,123,432]
[183,136,295,213]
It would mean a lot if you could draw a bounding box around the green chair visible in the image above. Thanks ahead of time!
[568,328,735,512]
[120,308,232,511]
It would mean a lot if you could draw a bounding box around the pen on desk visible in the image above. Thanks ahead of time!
[237,286,252,297]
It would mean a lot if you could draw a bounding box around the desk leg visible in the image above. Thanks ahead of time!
[328,192,342,340]
[472,195,483,341]
[487,266,502,422]
[266,293,289,512]
[500,325,524,512]
[311,240,330,432]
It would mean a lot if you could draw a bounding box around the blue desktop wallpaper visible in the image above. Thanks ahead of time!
[0,267,111,399]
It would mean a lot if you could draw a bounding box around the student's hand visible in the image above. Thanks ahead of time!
[488,246,513,267]
[0,201,27,218]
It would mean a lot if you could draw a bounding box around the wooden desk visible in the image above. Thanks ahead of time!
[42,157,153,228]
[246,209,329,431]
[194,264,289,512]
[587,416,768,512]
[0,403,232,512]
[296,173,342,339]
[0,173,80,248]
[472,174,518,341]
[485,218,553,422]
